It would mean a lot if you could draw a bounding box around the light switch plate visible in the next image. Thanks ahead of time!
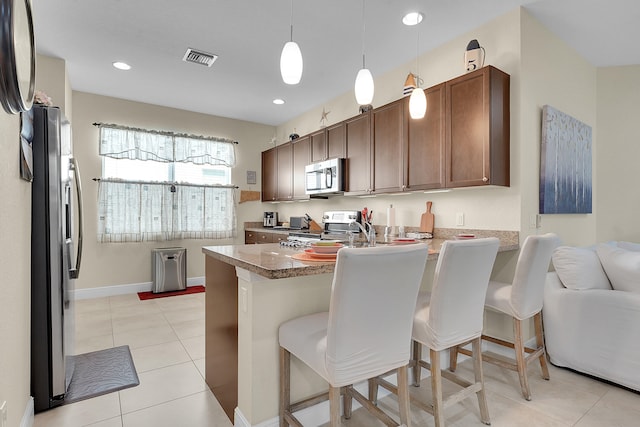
[456,212,464,226]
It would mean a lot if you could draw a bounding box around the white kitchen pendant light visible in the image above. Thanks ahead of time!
[409,25,427,119]
[280,0,303,85]
[354,0,374,105]
[409,87,426,119]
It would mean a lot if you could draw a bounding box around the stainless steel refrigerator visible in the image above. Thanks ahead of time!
[30,105,84,412]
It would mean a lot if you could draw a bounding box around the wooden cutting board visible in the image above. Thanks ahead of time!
[419,201,434,233]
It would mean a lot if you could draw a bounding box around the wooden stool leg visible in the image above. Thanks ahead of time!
[329,386,341,426]
[344,385,353,419]
[412,340,422,387]
[534,312,550,380]
[513,318,532,401]
[472,338,491,425]
[279,347,290,427]
[368,378,378,405]
[449,345,459,372]
[398,365,411,427]
[430,349,445,427]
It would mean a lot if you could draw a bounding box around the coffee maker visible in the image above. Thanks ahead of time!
[263,212,278,227]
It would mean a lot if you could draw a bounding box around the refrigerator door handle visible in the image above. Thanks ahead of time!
[69,157,83,279]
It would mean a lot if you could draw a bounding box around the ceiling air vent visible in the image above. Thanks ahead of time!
[182,48,218,67]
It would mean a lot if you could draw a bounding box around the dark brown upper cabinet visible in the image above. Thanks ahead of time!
[372,99,405,194]
[261,146,277,202]
[344,112,372,195]
[405,83,446,191]
[311,123,346,162]
[445,65,510,188]
[276,141,293,200]
[292,135,311,199]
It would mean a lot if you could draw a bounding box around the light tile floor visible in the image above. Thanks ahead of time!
[34,292,232,427]
[35,292,640,427]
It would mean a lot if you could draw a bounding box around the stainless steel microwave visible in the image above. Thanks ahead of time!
[305,158,345,196]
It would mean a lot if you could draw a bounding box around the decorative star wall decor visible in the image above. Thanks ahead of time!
[320,107,330,128]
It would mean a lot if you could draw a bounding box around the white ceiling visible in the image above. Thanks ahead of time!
[32,0,640,127]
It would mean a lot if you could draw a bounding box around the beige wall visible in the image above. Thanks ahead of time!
[595,65,640,242]
[71,92,274,289]
[0,110,31,426]
[35,55,72,120]
[519,10,597,247]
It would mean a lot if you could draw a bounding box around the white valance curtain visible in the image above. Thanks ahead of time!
[98,124,236,166]
[97,181,237,243]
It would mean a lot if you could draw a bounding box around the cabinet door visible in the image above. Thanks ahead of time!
[445,66,509,187]
[345,113,372,194]
[327,122,346,159]
[245,230,257,244]
[405,83,446,190]
[373,99,404,193]
[261,147,277,201]
[256,232,273,244]
[276,142,293,200]
[292,136,311,199]
[272,233,288,244]
[310,130,327,162]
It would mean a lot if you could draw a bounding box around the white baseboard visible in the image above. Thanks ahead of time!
[21,397,34,427]
[73,276,205,300]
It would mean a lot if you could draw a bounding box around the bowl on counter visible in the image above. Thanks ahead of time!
[310,242,343,254]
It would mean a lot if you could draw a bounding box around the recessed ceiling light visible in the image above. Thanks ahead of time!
[112,61,131,71]
[402,12,423,26]
[273,99,285,105]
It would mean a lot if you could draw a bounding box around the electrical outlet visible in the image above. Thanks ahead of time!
[1,400,7,427]
[456,212,465,226]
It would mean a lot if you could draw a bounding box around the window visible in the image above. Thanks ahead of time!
[96,124,237,242]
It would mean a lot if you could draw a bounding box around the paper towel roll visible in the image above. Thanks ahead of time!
[387,205,395,227]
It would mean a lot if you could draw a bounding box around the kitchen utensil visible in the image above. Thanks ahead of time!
[419,201,434,233]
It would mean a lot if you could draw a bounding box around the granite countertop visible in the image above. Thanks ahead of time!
[203,231,519,280]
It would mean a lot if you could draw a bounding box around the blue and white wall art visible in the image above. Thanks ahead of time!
[540,105,592,214]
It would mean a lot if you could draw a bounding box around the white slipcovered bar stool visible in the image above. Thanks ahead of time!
[371,238,499,427]
[279,244,429,427]
[449,233,559,401]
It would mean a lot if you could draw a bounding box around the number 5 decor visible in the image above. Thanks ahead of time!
[539,105,593,214]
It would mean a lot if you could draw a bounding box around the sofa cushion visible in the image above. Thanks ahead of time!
[552,246,612,290]
[596,244,640,293]
[617,241,640,252]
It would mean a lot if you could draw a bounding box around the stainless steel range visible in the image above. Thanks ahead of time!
[281,210,362,247]
[322,210,362,237]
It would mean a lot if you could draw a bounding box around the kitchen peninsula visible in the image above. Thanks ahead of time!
[202,230,518,425]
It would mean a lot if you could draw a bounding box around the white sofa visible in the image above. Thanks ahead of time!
[543,243,640,391]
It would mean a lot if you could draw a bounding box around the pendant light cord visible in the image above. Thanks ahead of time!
[289,0,294,42]
[361,0,366,68]
[415,30,420,88]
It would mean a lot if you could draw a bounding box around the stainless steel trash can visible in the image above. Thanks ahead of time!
[152,248,187,293]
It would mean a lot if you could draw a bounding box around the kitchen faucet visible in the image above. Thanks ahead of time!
[348,221,376,247]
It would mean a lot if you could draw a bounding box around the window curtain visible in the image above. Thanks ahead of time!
[98,181,237,242]
[99,124,236,166]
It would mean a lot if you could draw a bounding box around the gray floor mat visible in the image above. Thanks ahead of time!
[64,345,139,404]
